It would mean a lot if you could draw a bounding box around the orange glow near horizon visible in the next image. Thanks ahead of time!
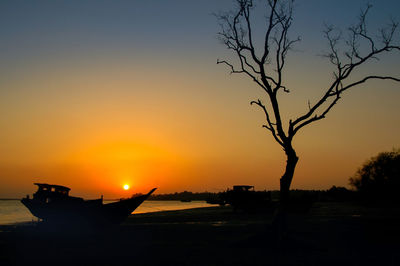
[58,140,182,198]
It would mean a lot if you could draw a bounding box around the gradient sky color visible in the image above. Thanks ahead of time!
[1,0,399,198]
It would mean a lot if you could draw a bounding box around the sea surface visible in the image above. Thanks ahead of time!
[0,199,214,225]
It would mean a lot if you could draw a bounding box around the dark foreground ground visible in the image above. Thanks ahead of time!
[1,202,399,266]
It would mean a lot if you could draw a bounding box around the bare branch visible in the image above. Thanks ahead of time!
[250,99,284,146]
[336,75,400,93]
[216,59,242,74]
[217,58,268,91]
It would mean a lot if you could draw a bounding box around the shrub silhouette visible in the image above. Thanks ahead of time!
[350,149,400,202]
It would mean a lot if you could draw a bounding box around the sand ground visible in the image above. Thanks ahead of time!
[0,202,399,266]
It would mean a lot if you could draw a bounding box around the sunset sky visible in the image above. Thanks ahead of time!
[1,0,399,198]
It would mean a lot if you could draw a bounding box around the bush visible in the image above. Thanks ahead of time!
[325,186,355,201]
[349,149,400,202]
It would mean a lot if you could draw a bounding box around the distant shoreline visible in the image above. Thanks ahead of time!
[0,198,19,200]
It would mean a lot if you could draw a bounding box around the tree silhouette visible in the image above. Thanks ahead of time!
[350,149,400,202]
[216,0,399,228]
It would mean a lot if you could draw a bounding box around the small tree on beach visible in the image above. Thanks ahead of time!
[216,0,400,231]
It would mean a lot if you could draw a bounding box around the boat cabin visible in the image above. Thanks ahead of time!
[33,183,71,202]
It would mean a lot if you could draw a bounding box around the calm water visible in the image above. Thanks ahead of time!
[0,200,214,225]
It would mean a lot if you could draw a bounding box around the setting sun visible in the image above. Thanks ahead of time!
[123,184,130,190]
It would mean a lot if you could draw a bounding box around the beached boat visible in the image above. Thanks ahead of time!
[222,185,272,211]
[21,183,156,225]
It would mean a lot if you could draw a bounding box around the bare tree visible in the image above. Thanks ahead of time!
[216,0,399,225]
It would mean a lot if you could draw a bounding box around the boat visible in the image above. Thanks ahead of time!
[222,185,272,212]
[21,183,156,225]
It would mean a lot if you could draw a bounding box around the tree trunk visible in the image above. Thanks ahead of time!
[280,147,298,205]
[272,146,298,241]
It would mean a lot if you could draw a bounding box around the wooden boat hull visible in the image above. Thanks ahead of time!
[21,188,156,225]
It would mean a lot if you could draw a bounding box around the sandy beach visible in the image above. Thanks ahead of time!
[1,202,399,266]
